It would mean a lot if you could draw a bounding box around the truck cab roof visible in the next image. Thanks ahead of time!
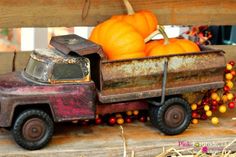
[50,34,105,59]
[31,48,79,64]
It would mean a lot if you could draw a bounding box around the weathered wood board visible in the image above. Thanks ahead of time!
[0,0,236,28]
[14,51,30,71]
[209,45,236,62]
[0,53,14,74]
[0,109,236,157]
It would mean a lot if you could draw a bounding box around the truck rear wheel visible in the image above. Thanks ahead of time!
[150,97,191,135]
[12,109,54,150]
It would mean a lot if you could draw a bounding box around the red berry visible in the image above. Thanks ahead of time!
[211,105,218,112]
[108,117,116,125]
[205,98,210,103]
[192,112,200,119]
[223,86,230,92]
[231,70,236,76]
[139,116,147,122]
[125,117,132,123]
[211,100,218,106]
[229,61,235,66]
[202,101,208,106]
[95,117,102,125]
[201,113,208,120]
[228,102,235,109]
[225,69,231,73]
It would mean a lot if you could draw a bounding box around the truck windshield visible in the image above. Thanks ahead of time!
[25,58,50,82]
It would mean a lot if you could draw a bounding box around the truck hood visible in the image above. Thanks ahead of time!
[0,72,33,90]
[0,72,69,96]
[0,72,60,96]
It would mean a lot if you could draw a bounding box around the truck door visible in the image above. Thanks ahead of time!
[49,61,96,122]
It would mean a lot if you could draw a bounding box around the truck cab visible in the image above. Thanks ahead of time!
[0,35,99,150]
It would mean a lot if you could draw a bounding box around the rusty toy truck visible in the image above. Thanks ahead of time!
[0,34,225,150]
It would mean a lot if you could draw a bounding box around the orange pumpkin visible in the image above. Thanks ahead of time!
[174,39,200,52]
[146,27,200,57]
[89,18,145,60]
[145,40,161,55]
[112,0,158,38]
[147,38,200,57]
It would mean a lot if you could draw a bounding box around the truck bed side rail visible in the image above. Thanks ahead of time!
[98,48,225,104]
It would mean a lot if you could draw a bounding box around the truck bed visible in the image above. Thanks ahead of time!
[98,47,225,104]
[49,35,225,104]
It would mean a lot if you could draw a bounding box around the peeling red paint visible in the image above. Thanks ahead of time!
[49,85,96,121]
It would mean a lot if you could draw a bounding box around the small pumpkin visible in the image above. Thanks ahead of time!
[145,40,161,55]
[146,28,200,57]
[174,39,201,52]
[148,39,184,57]
[112,0,158,38]
[89,18,145,60]
[147,39,200,57]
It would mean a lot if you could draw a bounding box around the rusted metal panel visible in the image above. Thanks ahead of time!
[0,72,96,127]
[50,34,106,59]
[98,82,224,104]
[98,48,225,104]
[48,83,96,122]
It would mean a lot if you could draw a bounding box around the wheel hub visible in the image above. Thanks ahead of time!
[22,118,46,141]
[164,105,185,128]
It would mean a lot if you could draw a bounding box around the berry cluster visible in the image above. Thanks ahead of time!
[191,61,236,125]
[79,110,149,126]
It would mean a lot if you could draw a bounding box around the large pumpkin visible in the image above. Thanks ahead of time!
[112,0,158,38]
[89,18,145,60]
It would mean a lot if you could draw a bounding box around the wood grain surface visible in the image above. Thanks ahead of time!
[0,109,236,157]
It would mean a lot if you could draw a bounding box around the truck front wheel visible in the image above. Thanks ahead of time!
[12,109,54,150]
[151,97,191,135]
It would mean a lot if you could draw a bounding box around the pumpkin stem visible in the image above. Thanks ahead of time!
[159,26,169,45]
[122,0,135,15]
[144,25,169,44]
[144,29,160,43]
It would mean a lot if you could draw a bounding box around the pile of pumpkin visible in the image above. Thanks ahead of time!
[89,0,200,60]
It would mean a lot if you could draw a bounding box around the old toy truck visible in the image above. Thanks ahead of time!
[0,34,225,150]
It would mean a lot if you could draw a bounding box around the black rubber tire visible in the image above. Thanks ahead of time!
[12,109,54,150]
[151,97,191,135]
[149,105,159,126]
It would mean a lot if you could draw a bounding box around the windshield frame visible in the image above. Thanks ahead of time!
[49,61,90,84]
[23,55,90,84]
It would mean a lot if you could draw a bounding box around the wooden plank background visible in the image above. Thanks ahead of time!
[0,0,236,28]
